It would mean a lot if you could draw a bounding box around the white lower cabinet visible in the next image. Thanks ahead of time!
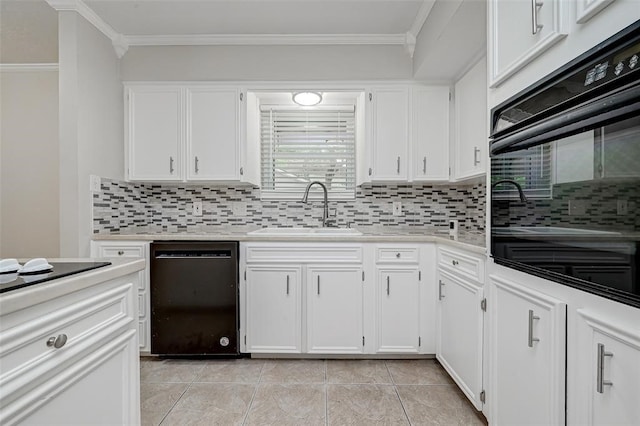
[437,269,485,410]
[0,274,140,425]
[489,274,566,425]
[245,266,302,353]
[573,309,640,425]
[91,240,151,353]
[376,268,420,353]
[241,242,434,355]
[307,267,363,354]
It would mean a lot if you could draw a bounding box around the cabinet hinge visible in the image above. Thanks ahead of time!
[362,336,365,346]
[480,390,486,403]
[240,92,244,101]
[369,92,372,102]
[362,271,365,281]
[480,298,487,312]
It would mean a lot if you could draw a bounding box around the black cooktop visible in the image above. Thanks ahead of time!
[0,261,112,294]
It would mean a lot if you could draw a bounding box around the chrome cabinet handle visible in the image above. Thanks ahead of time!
[423,156,427,174]
[386,276,390,295]
[169,156,174,174]
[473,147,481,166]
[531,0,544,34]
[317,276,320,295]
[240,167,244,176]
[396,253,401,258]
[117,250,124,256]
[528,310,540,347]
[438,280,445,300]
[286,275,290,295]
[46,334,68,349]
[597,343,614,393]
[194,156,199,174]
[397,156,401,174]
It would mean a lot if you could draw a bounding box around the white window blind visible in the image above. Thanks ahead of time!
[260,107,356,199]
[491,144,552,199]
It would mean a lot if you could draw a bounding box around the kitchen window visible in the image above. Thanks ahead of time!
[260,107,356,199]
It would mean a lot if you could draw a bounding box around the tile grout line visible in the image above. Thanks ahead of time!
[156,361,205,426]
[241,359,266,426]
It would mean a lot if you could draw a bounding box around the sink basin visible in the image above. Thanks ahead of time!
[248,227,362,236]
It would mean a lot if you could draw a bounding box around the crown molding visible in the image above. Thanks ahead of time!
[46,0,128,58]
[404,0,436,58]
[125,33,407,47]
[0,63,59,72]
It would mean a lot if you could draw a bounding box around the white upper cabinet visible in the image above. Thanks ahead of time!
[126,86,182,181]
[488,0,568,87]
[453,57,488,181]
[126,84,252,183]
[411,86,450,182]
[368,87,409,181]
[186,88,240,181]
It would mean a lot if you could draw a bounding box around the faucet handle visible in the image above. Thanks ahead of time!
[324,218,338,227]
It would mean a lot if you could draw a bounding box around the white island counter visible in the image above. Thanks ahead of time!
[0,258,145,425]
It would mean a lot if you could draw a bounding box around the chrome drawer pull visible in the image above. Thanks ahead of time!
[528,310,540,347]
[118,250,125,256]
[597,343,614,393]
[46,334,68,349]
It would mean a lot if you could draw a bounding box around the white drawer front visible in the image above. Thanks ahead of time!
[245,244,363,263]
[438,246,485,283]
[99,246,144,258]
[0,283,133,379]
[376,247,420,264]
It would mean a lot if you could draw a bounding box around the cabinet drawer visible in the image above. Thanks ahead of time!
[0,283,133,379]
[99,245,144,258]
[245,244,363,263]
[376,247,419,264]
[438,246,485,283]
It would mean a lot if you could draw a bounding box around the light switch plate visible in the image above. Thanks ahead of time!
[392,202,402,216]
[89,175,101,192]
[193,201,203,216]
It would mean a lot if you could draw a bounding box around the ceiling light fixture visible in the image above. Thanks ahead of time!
[292,92,322,106]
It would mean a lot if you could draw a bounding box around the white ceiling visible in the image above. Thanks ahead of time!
[83,0,425,36]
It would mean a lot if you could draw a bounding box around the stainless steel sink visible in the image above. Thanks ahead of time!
[247,227,362,236]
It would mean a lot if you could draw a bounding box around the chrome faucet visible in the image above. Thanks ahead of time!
[491,179,528,202]
[302,181,330,227]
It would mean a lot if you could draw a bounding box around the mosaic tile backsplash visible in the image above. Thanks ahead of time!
[93,178,486,234]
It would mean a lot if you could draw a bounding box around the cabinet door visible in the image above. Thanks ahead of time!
[574,309,640,425]
[369,87,409,181]
[411,86,450,182]
[16,329,139,425]
[127,87,182,181]
[186,88,240,181]
[489,274,566,425]
[90,241,150,353]
[376,268,420,353]
[437,270,484,410]
[488,0,567,87]
[453,57,487,181]
[246,266,302,353]
[307,267,363,354]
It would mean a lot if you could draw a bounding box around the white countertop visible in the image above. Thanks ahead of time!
[92,225,487,254]
[0,258,146,314]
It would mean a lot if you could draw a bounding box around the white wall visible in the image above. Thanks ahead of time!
[58,11,124,257]
[0,70,60,258]
[120,44,413,81]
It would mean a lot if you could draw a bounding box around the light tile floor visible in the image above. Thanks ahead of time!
[140,357,487,426]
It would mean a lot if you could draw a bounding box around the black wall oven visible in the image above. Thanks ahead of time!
[490,20,640,308]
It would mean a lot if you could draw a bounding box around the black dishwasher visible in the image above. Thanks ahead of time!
[150,241,239,356]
